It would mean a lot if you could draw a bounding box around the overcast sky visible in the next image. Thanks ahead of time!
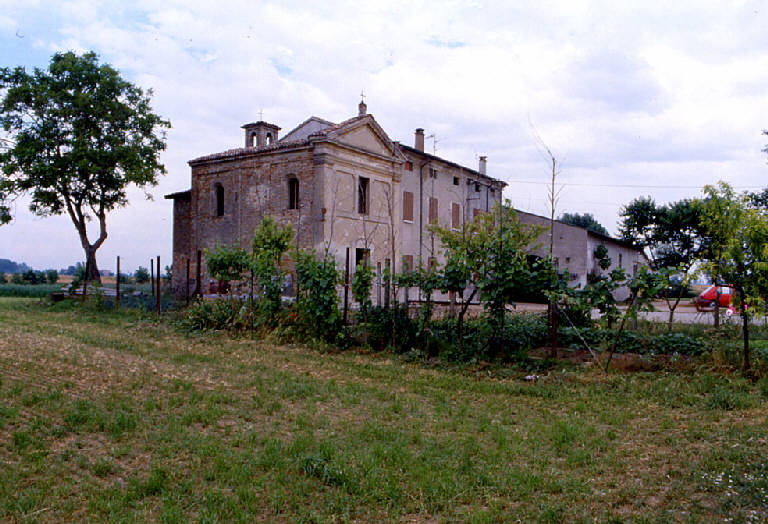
[1,0,767,272]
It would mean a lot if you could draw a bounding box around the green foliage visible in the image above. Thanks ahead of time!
[364,305,418,352]
[0,284,63,298]
[205,244,250,284]
[134,266,150,283]
[0,51,170,278]
[431,202,542,355]
[700,181,768,371]
[0,273,5,284]
[558,327,706,356]
[250,216,292,319]
[178,298,249,332]
[45,269,58,284]
[620,197,706,325]
[351,262,373,320]
[295,250,341,341]
[430,313,547,362]
[558,212,609,236]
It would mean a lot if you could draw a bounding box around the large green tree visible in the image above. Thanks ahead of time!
[619,196,707,327]
[700,182,768,372]
[0,51,170,281]
[558,212,609,236]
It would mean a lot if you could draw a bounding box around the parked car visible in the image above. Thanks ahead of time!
[693,284,733,312]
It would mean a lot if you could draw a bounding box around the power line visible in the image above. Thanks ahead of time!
[505,179,765,190]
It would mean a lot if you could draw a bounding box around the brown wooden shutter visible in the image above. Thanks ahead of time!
[452,202,460,229]
[403,255,413,271]
[473,208,481,219]
[429,197,438,224]
[403,191,414,222]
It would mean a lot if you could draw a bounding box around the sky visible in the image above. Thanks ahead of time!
[1,0,768,272]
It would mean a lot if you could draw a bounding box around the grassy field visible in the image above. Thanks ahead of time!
[0,298,766,523]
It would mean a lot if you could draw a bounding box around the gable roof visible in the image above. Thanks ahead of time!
[281,116,335,142]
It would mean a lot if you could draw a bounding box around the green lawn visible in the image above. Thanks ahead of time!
[0,297,766,522]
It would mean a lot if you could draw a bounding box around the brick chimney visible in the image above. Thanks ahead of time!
[242,121,281,148]
[414,128,425,152]
[478,155,487,175]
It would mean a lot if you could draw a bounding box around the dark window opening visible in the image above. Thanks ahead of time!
[288,178,299,210]
[215,183,224,217]
[619,253,623,268]
[490,188,495,195]
[405,161,413,171]
[358,177,369,214]
[453,176,459,186]
[475,183,480,193]
[266,132,273,144]
[355,248,370,268]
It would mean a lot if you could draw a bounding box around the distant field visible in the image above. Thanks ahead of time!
[0,297,766,522]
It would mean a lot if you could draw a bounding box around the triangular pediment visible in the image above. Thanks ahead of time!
[328,115,406,160]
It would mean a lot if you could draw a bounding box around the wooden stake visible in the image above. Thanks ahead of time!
[116,256,121,310]
[156,255,161,315]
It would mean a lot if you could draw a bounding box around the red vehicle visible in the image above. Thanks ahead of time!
[693,284,733,312]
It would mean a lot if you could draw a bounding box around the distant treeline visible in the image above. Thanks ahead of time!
[0,258,32,274]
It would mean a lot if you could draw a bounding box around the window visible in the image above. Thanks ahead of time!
[451,202,460,230]
[475,182,480,193]
[288,178,299,210]
[405,161,413,171]
[618,253,623,268]
[428,197,438,224]
[429,168,438,179]
[355,248,370,268]
[266,132,273,145]
[403,191,414,222]
[453,176,459,186]
[402,255,414,271]
[358,177,369,214]
[214,183,224,217]
[473,208,481,219]
[490,188,495,195]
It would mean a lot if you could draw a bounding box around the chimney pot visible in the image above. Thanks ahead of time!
[415,128,425,152]
[479,155,487,175]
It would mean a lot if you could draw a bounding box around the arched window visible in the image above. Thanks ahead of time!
[288,177,299,210]
[266,132,273,145]
[250,133,257,147]
[214,183,224,217]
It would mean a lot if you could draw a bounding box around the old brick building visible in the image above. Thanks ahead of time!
[166,101,505,301]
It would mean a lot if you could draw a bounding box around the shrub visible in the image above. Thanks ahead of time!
[431,313,547,362]
[558,326,706,356]
[177,298,248,332]
[295,250,341,342]
[364,304,418,353]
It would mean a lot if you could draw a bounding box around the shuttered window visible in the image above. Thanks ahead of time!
[429,197,438,224]
[403,191,414,222]
[473,208,481,219]
[402,255,414,271]
[451,202,460,230]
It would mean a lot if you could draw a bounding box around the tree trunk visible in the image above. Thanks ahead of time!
[84,245,101,283]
